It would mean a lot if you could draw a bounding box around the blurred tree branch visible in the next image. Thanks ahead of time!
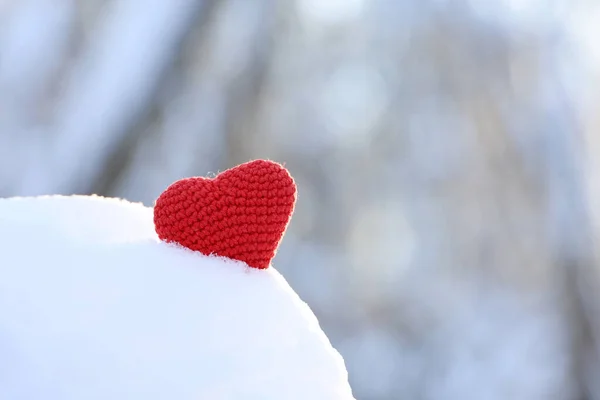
[16,0,215,195]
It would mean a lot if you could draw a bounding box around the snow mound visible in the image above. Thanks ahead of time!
[0,195,354,400]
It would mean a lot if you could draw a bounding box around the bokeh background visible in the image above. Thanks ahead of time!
[3,0,600,398]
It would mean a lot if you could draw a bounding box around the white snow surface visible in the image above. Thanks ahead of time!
[0,195,354,400]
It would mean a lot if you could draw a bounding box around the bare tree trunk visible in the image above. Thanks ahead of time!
[16,0,211,195]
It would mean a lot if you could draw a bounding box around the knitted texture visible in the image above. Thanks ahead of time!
[153,160,297,269]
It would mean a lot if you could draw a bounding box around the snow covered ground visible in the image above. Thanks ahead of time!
[0,195,354,399]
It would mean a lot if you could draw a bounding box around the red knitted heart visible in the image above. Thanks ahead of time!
[153,159,297,269]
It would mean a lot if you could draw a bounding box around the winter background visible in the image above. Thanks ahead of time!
[2,0,600,399]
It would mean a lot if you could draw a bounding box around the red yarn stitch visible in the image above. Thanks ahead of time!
[153,159,297,269]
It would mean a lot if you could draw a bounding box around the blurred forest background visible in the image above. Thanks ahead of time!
[2,0,600,399]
